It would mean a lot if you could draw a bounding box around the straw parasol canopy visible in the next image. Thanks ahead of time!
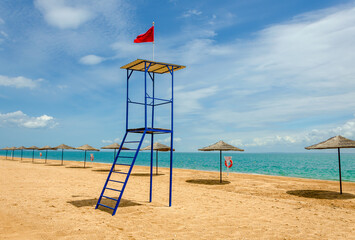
[199,141,244,183]
[305,135,355,194]
[55,144,75,165]
[38,145,58,163]
[141,142,175,175]
[2,147,10,159]
[101,142,128,150]
[26,146,39,162]
[76,144,99,168]
[16,146,26,161]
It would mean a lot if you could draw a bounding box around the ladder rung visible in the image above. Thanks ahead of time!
[112,171,127,174]
[115,163,131,166]
[98,203,114,210]
[109,179,124,184]
[117,156,134,159]
[121,149,138,151]
[102,195,118,201]
[125,141,140,143]
[106,187,122,192]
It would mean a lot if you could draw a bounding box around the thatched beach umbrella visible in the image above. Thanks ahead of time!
[8,147,17,160]
[305,135,355,194]
[55,144,75,165]
[76,144,99,168]
[38,145,58,163]
[17,146,26,161]
[26,146,39,162]
[141,142,175,175]
[101,143,129,171]
[2,147,10,160]
[199,140,244,183]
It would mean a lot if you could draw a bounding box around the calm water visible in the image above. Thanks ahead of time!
[1,150,354,182]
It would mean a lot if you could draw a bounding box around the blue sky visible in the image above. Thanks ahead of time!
[1,0,355,152]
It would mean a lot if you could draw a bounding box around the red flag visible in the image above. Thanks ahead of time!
[134,26,154,43]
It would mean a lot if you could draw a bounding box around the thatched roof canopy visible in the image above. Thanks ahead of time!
[198,140,244,152]
[38,145,58,150]
[101,143,128,150]
[141,142,174,151]
[305,135,355,150]
[55,144,75,150]
[25,146,39,150]
[76,144,99,151]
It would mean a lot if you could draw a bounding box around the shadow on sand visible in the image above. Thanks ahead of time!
[286,190,355,200]
[45,164,64,167]
[92,169,114,172]
[67,198,142,214]
[131,173,165,177]
[186,179,231,185]
[66,166,92,169]
[32,162,46,164]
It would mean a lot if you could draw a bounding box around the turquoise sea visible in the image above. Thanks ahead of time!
[1,150,354,182]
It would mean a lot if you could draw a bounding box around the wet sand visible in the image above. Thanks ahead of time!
[1,157,354,239]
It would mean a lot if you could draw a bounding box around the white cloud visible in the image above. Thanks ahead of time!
[182,9,202,18]
[228,115,355,148]
[101,137,120,144]
[165,5,355,138]
[0,111,57,129]
[0,75,42,89]
[162,136,182,143]
[0,31,8,38]
[0,18,4,24]
[34,0,93,29]
[79,54,105,65]
[175,85,219,114]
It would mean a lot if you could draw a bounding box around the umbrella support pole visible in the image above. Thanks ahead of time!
[61,149,64,165]
[84,151,87,168]
[156,150,158,175]
[338,148,342,194]
[220,151,222,183]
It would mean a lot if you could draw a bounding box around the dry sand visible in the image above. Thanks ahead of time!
[1,156,354,240]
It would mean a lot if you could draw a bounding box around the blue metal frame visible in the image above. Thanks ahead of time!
[96,60,176,215]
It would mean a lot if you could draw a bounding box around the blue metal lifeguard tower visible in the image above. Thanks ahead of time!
[96,59,185,216]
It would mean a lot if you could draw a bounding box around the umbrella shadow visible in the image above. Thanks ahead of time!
[2,159,18,161]
[92,169,115,172]
[186,179,231,185]
[66,166,93,169]
[45,163,64,167]
[67,198,142,214]
[32,162,46,164]
[286,190,355,200]
[131,173,165,177]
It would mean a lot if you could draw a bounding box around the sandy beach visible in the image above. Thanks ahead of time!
[0,156,354,240]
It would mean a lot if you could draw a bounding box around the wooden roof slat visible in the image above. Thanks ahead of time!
[121,59,185,74]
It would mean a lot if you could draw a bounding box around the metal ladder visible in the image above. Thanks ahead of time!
[95,131,146,216]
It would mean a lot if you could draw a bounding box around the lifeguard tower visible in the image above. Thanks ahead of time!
[96,59,185,216]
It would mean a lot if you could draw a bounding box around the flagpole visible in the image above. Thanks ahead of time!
[153,21,155,61]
